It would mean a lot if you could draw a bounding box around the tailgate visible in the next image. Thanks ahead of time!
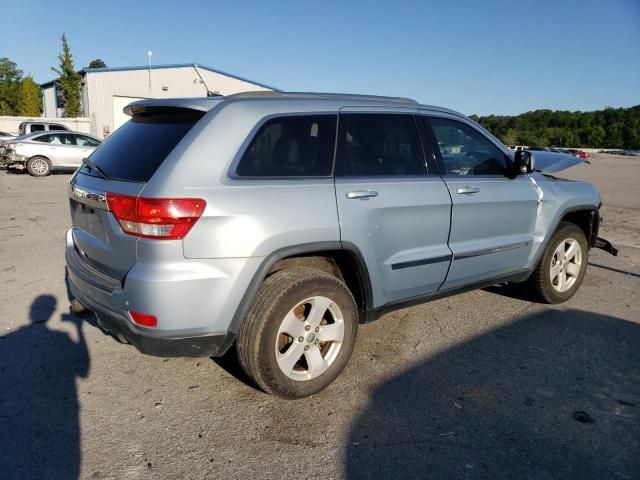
[69,174,144,281]
[67,105,205,281]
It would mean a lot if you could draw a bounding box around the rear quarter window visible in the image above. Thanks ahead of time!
[236,115,337,177]
[80,108,203,182]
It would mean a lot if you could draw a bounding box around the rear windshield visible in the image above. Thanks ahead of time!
[80,108,204,182]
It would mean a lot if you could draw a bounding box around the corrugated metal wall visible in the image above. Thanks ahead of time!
[86,66,271,138]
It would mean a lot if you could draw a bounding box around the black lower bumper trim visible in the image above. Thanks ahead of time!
[94,311,235,358]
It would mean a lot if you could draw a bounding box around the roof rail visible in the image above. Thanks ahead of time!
[225,91,418,104]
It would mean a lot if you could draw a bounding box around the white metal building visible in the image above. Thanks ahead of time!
[40,63,276,138]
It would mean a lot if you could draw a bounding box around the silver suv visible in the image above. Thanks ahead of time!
[66,92,616,398]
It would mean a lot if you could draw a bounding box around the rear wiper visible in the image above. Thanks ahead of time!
[82,157,110,180]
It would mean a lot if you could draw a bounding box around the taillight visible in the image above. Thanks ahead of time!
[106,193,206,240]
[129,310,157,328]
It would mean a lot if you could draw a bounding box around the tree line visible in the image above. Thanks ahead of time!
[0,34,107,118]
[470,106,640,150]
[0,59,41,117]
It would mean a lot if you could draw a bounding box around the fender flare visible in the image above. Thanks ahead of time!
[227,241,373,333]
[531,203,600,270]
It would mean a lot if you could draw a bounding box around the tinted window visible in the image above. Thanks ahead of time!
[59,134,76,145]
[336,114,425,176]
[38,133,74,145]
[429,117,509,175]
[80,109,203,182]
[49,124,68,131]
[30,124,45,132]
[236,115,336,177]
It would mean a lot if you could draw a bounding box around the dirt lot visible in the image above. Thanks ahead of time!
[1,154,639,480]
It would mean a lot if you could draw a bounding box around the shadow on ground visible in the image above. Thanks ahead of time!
[0,295,89,480]
[346,308,640,479]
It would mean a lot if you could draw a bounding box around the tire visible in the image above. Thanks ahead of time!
[236,267,358,399]
[528,222,589,304]
[26,156,52,177]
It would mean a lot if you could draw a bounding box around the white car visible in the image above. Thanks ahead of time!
[0,131,101,176]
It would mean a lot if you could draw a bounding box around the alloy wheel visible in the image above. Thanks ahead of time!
[275,296,345,381]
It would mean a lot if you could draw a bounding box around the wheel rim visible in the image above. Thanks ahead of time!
[550,237,582,293]
[31,158,48,175]
[275,295,345,381]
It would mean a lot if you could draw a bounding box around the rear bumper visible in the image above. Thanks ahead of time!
[64,229,259,357]
[68,271,235,357]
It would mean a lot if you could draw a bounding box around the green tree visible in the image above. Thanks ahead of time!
[502,128,518,146]
[0,57,23,115]
[472,105,640,149]
[17,76,42,116]
[88,58,107,69]
[52,34,82,117]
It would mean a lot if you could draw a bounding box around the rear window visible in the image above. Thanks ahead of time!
[236,115,337,177]
[80,108,203,182]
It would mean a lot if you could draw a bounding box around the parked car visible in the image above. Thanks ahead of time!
[18,121,70,136]
[0,131,15,141]
[65,92,617,399]
[1,131,101,176]
[565,148,589,159]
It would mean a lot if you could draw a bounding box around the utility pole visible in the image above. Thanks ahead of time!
[147,50,153,91]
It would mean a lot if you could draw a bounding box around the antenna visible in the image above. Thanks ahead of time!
[192,64,220,97]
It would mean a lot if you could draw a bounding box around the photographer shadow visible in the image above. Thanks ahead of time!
[0,294,90,480]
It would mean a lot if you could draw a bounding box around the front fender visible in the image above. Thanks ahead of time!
[527,174,600,269]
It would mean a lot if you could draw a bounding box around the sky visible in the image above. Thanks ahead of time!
[1,0,639,116]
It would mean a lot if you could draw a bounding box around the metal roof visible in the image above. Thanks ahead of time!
[39,62,279,91]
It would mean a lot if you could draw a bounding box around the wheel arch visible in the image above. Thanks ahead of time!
[228,242,373,333]
[559,207,599,247]
[530,204,600,273]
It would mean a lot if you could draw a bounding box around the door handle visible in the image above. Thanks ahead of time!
[346,190,378,200]
[456,186,480,195]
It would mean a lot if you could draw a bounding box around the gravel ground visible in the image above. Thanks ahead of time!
[1,154,638,480]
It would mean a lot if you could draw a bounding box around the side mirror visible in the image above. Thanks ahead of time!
[513,150,535,175]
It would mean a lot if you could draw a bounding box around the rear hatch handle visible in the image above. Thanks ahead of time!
[594,237,618,256]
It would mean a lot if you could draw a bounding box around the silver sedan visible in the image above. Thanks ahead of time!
[0,131,101,176]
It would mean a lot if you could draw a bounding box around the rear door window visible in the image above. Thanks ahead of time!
[235,115,337,177]
[33,134,52,143]
[59,134,77,145]
[30,124,45,132]
[49,124,68,131]
[79,108,204,182]
[335,114,426,176]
